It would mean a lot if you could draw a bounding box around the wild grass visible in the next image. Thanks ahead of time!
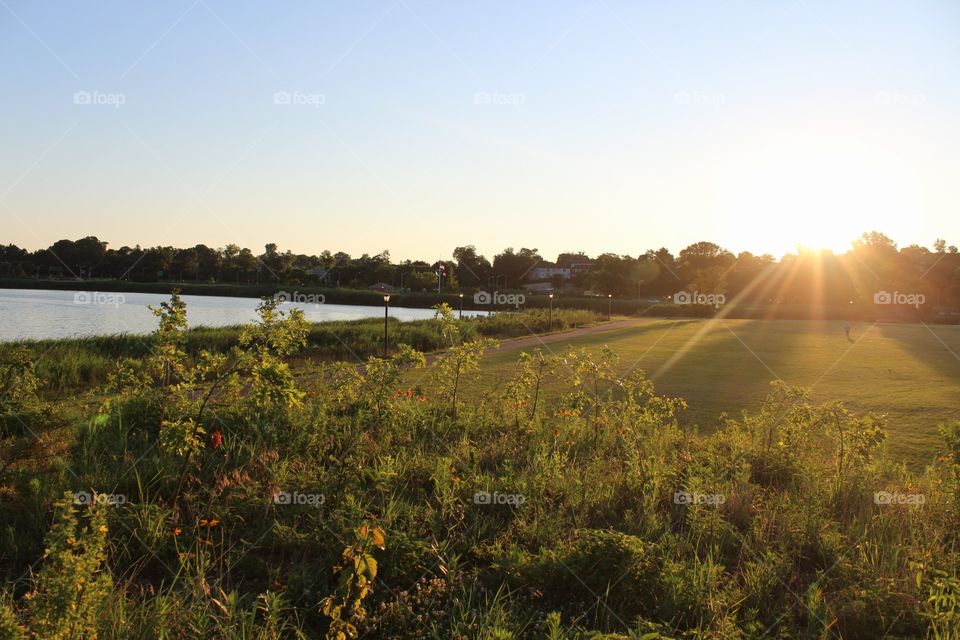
[0,308,601,391]
[1,296,958,638]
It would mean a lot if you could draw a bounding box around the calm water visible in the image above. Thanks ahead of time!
[0,289,469,342]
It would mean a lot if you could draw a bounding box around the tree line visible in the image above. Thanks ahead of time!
[1,232,960,308]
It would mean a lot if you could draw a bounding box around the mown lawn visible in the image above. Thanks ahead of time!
[428,318,960,468]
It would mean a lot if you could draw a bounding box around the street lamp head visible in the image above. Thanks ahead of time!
[608,294,612,298]
[549,293,554,299]
[459,293,464,298]
[383,295,390,303]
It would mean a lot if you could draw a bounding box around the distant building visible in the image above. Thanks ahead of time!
[522,282,555,292]
[368,282,398,292]
[526,258,595,282]
[567,260,594,275]
[527,263,571,282]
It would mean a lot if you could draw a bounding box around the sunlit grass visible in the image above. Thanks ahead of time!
[449,318,960,467]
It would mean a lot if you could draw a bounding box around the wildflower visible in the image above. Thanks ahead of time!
[172,528,182,537]
[98,525,108,534]
[210,431,223,449]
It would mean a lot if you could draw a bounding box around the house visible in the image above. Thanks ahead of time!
[527,258,596,282]
[527,263,571,282]
[567,260,595,275]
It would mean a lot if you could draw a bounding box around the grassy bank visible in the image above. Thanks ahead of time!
[0,307,600,390]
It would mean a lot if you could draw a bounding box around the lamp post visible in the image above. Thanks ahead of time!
[458,292,464,320]
[548,292,554,331]
[607,294,612,321]
[383,294,390,357]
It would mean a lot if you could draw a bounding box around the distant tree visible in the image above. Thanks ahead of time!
[688,265,727,297]
[193,244,221,281]
[678,242,735,287]
[492,247,541,288]
[556,252,591,267]
[642,248,682,296]
[236,248,257,283]
[588,253,635,296]
[453,245,491,286]
[406,270,436,291]
[629,259,660,297]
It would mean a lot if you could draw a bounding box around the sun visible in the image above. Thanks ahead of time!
[715,130,914,256]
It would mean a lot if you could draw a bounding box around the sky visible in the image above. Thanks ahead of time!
[1,0,958,262]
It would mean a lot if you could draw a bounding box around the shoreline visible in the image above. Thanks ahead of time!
[1,278,955,324]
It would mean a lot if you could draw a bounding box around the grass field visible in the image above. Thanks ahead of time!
[446,318,960,468]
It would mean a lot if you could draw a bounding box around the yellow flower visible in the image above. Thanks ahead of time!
[98,525,108,533]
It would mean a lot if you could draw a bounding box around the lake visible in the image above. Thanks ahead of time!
[0,288,474,342]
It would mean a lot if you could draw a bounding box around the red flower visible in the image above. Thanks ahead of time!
[210,431,223,449]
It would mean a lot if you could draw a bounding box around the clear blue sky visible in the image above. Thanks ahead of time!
[2,0,958,261]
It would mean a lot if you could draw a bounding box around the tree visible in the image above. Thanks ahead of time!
[492,247,542,288]
[642,248,682,296]
[236,248,257,283]
[453,245,491,286]
[406,271,436,291]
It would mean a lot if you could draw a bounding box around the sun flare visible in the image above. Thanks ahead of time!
[716,131,917,256]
